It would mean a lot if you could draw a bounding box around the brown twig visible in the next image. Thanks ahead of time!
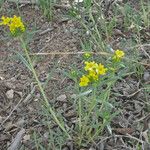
[29,51,150,67]
[98,134,144,145]
[29,51,110,56]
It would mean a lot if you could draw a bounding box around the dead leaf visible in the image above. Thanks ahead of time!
[142,130,149,142]
[113,128,135,135]
[64,109,76,118]
[5,122,17,132]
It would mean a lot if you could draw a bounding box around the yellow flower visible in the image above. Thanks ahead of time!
[115,50,125,58]
[113,50,125,61]
[96,63,107,75]
[0,16,11,25]
[9,15,25,34]
[9,23,16,34]
[88,70,99,81]
[0,15,25,35]
[79,75,90,87]
[84,61,98,71]
[80,61,108,87]
[84,52,91,58]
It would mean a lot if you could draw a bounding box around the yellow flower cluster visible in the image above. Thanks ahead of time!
[79,75,90,87]
[112,50,125,62]
[79,61,107,87]
[0,15,25,35]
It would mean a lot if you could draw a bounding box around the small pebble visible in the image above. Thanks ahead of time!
[6,89,14,99]
[143,71,150,81]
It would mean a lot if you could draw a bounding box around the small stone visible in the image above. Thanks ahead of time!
[143,71,150,81]
[15,91,23,97]
[0,76,5,80]
[44,132,49,139]
[0,116,3,122]
[20,75,27,80]
[89,148,96,150]
[23,134,30,141]
[6,89,14,99]
[34,99,39,102]
[17,118,25,127]
[56,94,67,102]
[62,147,69,150]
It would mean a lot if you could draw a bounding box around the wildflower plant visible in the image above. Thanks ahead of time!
[0,15,70,139]
[75,50,125,146]
[112,49,125,62]
[0,15,25,36]
[69,0,148,145]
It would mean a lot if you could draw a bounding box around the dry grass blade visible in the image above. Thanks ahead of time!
[8,128,25,150]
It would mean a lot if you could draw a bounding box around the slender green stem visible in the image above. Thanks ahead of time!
[74,78,82,145]
[78,97,82,146]
[89,11,105,49]
[90,82,114,141]
[78,98,82,130]
[90,118,107,141]
[79,84,97,142]
[33,132,39,150]
[80,20,103,51]
[19,36,70,139]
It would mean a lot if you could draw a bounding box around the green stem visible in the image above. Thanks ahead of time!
[80,20,103,51]
[78,98,82,131]
[90,82,113,141]
[78,97,82,146]
[19,36,70,139]
[79,84,97,141]
[89,10,105,49]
